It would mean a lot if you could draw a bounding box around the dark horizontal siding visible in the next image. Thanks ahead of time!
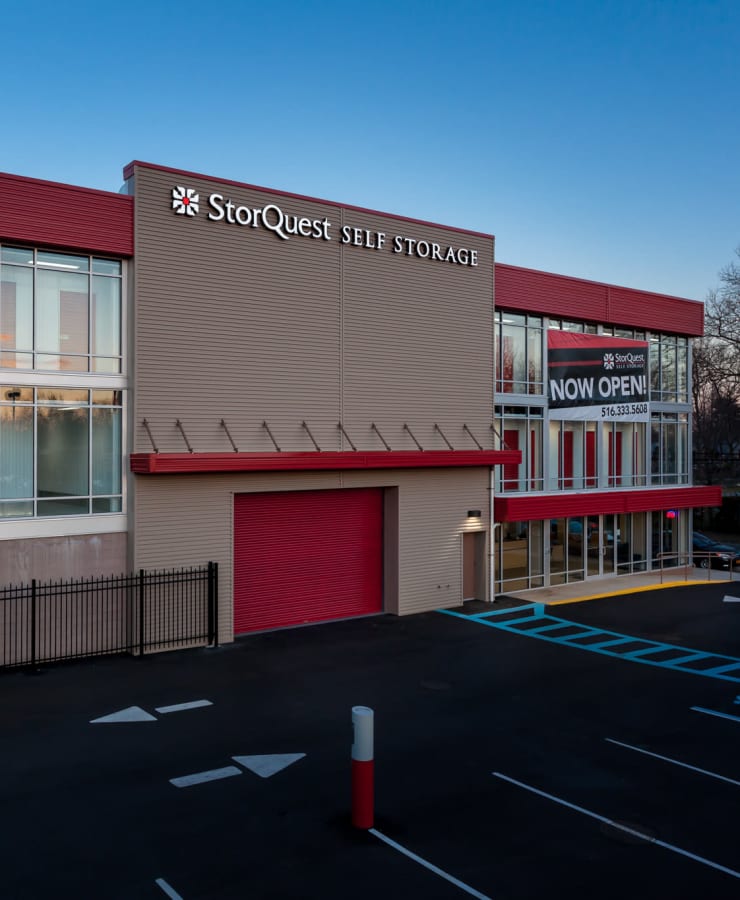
[496,485,722,522]
[0,172,133,256]
[496,263,704,337]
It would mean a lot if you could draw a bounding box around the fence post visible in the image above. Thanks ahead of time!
[31,579,37,669]
[139,569,145,657]
[208,562,219,647]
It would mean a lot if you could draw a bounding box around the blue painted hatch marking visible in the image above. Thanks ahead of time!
[438,603,740,683]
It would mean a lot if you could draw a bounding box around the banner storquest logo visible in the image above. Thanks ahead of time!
[603,352,615,370]
[172,186,199,217]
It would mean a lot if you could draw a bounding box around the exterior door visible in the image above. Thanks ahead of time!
[233,488,383,634]
[463,531,486,600]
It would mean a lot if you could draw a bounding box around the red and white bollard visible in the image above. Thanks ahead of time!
[351,705,374,829]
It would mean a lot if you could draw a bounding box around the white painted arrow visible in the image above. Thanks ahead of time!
[155,700,213,714]
[232,753,306,778]
[723,595,740,603]
[90,706,156,724]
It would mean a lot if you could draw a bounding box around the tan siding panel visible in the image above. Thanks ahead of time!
[131,166,494,636]
[132,167,494,455]
[134,468,490,639]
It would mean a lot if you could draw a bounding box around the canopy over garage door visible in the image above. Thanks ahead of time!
[233,488,383,634]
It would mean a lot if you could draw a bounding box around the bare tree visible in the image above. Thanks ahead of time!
[693,248,740,486]
[704,246,740,353]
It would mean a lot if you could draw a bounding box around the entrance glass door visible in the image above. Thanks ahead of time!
[602,515,619,575]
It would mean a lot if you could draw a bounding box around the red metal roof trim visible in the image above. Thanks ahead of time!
[124,161,493,240]
[0,171,133,257]
[496,486,722,522]
[130,449,520,475]
[495,262,704,337]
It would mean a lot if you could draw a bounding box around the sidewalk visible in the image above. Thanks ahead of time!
[502,565,738,606]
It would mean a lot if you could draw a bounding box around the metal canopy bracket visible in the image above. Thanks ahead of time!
[141,418,159,453]
[338,422,357,451]
[175,419,194,453]
[463,423,483,450]
[434,423,454,450]
[302,421,321,451]
[371,422,391,451]
[220,419,239,452]
[404,423,423,451]
[262,421,281,451]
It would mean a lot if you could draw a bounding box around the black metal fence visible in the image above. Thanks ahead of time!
[1,562,218,670]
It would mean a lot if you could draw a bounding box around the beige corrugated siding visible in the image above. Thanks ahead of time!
[133,468,489,636]
[131,165,494,633]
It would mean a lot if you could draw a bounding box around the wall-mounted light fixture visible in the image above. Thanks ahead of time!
[467,509,482,518]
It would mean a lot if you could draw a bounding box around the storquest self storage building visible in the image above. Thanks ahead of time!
[0,161,721,644]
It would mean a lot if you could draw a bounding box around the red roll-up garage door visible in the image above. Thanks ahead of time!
[233,488,383,634]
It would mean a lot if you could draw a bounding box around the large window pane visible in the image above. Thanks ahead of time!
[0,404,33,498]
[37,407,89,497]
[677,339,688,401]
[662,338,676,398]
[92,259,121,276]
[37,251,88,272]
[501,322,526,392]
[1,264,33,352]
[527,327,543,393]
[92,275,120,358]
[92,408,121,495]
[0,500,33,518]
[36,270,89,355]
[37,498,90,516]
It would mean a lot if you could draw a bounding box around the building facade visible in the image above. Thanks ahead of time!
[0,162,721,642]
[492,263,719,593]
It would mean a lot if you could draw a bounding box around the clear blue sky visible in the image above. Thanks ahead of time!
[2,0,738,301]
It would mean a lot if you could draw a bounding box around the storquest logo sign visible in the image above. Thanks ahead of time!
[167,183,481,267]
[603,352,615,370]
[172,186,199,217]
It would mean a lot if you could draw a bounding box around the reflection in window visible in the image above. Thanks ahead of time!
[495,406,543,492]
[0,246,122,373]
[604,421,647,487]
[650,334,688,402]
[0,387,122,519]
[650,413,689,485]
[495,311,543,395]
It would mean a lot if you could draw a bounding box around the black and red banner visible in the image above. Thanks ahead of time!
[548,331,650,421]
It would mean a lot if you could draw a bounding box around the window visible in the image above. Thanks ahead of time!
[603,421,647,487]
[494,406,543,492]
[0,387,122,518]
[649,334,688,403]
[495,311,543,394]
[1,247,122,373]
[650,412,689,485]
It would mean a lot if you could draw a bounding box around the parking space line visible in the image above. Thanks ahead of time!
[701,662,740,676]
[369,829,492,899]
[155,878,184,899]
[605,738,740,787]
[170,766,242,787]
[492,772,740,880]
[439,609,740,683]
[691,706,740,725]
[624,644,675,658]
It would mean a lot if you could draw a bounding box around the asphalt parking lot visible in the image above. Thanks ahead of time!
[2,582,739,899]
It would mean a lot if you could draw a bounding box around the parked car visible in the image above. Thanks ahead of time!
[692,532,740,570]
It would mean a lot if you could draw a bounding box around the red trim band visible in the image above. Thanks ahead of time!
[130,449,520,475]
[496,486,722,522]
